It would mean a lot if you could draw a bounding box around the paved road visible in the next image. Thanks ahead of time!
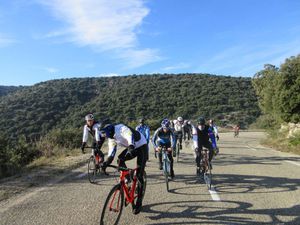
[1,132,300,225]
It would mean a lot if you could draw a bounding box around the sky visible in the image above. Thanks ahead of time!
[1,0,300,86]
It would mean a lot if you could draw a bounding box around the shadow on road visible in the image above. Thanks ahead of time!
[142,200,300,225]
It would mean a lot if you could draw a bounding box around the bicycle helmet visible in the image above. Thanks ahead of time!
[85,113,94,121]
[177,116,183,122]
[198,117,206,125]
[161,118,170,128]
[99,118,115,138]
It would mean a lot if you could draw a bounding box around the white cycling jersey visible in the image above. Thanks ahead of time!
[82,123,101,142]
[174,120,184,132]
[107,124,147,158]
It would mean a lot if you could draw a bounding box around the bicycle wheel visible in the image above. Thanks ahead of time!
[88,156,97,183]
[100,184,124,225]
[163,160,169,192]
[176,143,180,162]
[204,162,212,190]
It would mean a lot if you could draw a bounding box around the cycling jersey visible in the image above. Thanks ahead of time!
[136,124,150,143]
[82,122,102,143]
[152,127,175,149]
[105,124,147,158]
[192,125,211,148]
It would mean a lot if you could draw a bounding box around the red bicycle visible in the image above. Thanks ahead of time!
[100,165,147,225]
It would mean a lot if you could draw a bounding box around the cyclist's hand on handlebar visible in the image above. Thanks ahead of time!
[125,145,135,157]
[167,147,172,152]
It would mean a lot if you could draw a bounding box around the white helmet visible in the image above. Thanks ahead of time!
[85,113,94,121]
[177,116,183,122]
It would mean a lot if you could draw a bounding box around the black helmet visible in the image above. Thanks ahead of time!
[99,118,112,130]
[198,117,206,125]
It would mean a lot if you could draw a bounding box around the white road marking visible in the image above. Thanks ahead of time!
[76,173,87,178]
[285,160,300,167]
[209,186,221,201]
[247,146,257,151]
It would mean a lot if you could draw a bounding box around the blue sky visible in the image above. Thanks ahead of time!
[1,0,300,86]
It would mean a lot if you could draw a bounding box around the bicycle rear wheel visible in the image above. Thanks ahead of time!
[88,156,97,183]
[100,184,124,225]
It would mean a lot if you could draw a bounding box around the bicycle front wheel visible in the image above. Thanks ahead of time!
[100,184,124,225]
[88,156,97,183]
[163,161,169,192]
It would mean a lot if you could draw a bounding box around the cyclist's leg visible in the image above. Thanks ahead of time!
[167,151,174,178]
[203,143,213,169]
[179,133,183,149]
[134,145,147,214]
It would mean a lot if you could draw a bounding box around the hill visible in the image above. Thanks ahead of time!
[0,85,23,97]
[0,73,259,140]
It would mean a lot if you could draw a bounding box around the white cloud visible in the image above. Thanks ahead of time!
[162,62,190,72]
[38,0,161,67]
[97,73,120,77]
[42,67,59,73]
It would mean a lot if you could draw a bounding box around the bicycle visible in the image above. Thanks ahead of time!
[199,148,212,190]
[85,146,104,183]
[157,145,172,192]
[100,165,147,225]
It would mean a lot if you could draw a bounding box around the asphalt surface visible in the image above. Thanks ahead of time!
[1,132,300,225]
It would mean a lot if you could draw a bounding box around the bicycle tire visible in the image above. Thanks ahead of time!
[204,162,212,190]
[88,156,97,183]
[164,160,169,192]
[100,184,124,225]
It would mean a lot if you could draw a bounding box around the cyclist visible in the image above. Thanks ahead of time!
[173,116,184,156]
[183,120,192,141]
[136,118,150,161]
[234,124,240,137]
[100,120,147,215]
[209,119,219,141]
[192,117,214,175]
[152,119,176,178]
[208,119,219,155]
[81,113,105,168]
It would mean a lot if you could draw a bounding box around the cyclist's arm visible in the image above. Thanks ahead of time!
[145,126,150,143]
[192,126,198,149]
[170,130,176,149]
[151,129,159,149]
[82,125,89,143]
[106,138,117,164]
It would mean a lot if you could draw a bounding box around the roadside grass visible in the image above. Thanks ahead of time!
[261,131,300,155]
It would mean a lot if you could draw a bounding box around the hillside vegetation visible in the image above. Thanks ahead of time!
[252,55,300,154]
[0,73,260,177]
